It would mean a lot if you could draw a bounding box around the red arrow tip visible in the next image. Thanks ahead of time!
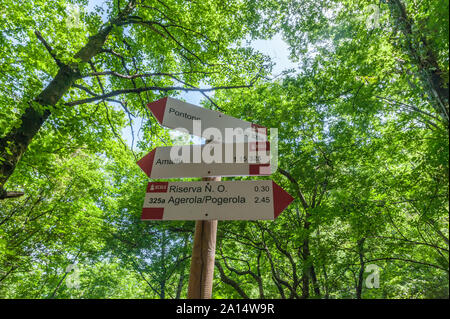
[141,208,164,220]
[272,181,294,219]
[147,97,168,124]
[137,149,156,177]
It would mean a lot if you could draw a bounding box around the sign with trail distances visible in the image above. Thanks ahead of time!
[137,142,272,178]
[141,180,294,221]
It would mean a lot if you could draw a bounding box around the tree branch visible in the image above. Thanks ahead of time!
[66,83,254,106]
[215,261,250,299]
[365,257,448,272]
[278,168,308,210]
[35,31,64,68]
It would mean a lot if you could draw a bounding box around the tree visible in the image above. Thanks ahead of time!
[1,0,448,299]
[0,0,269,198]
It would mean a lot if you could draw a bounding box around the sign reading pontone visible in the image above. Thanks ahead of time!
[147,97,266,142]
[141,180,294,220]
[137,142,272,178]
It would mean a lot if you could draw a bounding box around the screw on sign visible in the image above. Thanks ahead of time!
[137,97,294,299]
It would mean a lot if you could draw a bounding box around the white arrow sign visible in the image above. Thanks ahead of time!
[141,180,294,221]
[137,142,272,178]
[147,97,266,142]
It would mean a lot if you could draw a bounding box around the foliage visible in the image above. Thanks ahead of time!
[0,0,448,299]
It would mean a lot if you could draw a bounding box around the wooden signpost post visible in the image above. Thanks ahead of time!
[137,97,294,299]
[187,176,219,299]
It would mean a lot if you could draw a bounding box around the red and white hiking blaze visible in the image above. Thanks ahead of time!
[138,97,294,299]
[138,97,293,222]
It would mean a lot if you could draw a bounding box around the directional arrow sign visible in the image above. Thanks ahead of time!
[137,142,272,178]
[141,180,294,220]
[147,97,266,142]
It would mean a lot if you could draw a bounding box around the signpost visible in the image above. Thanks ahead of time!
[136,142,272,179]
[146,97,267,142]
[137,97,294,299]
[141,180,294,220]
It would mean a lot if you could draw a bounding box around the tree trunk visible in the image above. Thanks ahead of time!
[175,269,185,299]
[0,65,77,198]
[356,238,366,299]
[256,252,265,299]
[388,0,449,125]
[0,2,136,198]
[310,264,321,297]
[301,211,314,299]
[175,235,189,299]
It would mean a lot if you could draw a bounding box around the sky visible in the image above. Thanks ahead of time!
[84,0,297,148]
[180,33,296,107]
[120,34,296,151]
[123,34,296,150]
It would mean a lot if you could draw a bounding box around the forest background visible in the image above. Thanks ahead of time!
[0,0,448,299]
